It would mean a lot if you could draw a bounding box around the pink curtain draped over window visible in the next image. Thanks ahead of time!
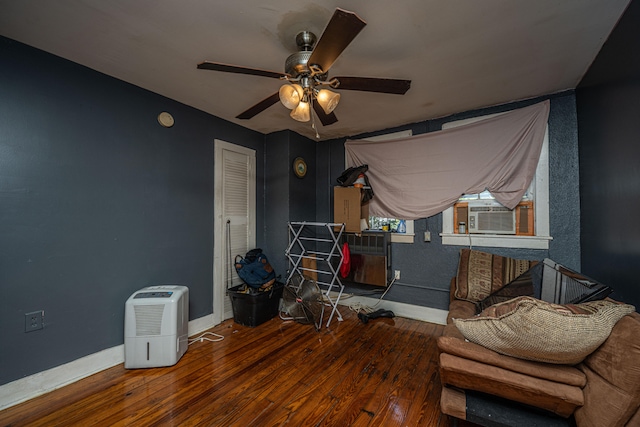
[345,100,550,220]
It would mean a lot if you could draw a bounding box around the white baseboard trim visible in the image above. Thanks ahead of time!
[0,345,124,411]
[188,313,216,336]
[0,314,218,411]
[336,294,448,325]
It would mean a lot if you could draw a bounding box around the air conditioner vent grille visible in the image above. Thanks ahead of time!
[468,201,516,234]
[477,211,516,233]
[469,206,510,213]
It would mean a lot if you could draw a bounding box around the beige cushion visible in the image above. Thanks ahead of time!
[453,296,635,364]
[455,249,533,302]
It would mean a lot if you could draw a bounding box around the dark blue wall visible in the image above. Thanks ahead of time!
[576,0,640,308]
[0,37,266,385]
[264,131,291,278]
[317,92,581,310]
[263,130,318,279]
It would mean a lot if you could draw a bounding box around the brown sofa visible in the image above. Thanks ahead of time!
[438,250,640,427]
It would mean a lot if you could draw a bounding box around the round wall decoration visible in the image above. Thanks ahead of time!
[293,157,307,178]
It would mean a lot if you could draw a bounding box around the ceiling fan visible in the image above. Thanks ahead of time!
[197,8,411,129]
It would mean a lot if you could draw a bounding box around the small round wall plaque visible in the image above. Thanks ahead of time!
[293,157,307,178]
[157,111,174,128]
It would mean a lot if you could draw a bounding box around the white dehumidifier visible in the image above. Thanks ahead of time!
[124,285,189,369]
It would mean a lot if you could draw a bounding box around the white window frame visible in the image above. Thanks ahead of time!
[347,130,415,243]
[440,113,552,249]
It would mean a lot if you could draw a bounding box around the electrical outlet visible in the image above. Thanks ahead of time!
[394,270,401,280]
[25,310,44,332]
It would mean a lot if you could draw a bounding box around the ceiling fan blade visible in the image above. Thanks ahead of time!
[312,102,338,126]
[197,61,288,79]
[308,8,366,73]
[236,92,280,120]
[334,77,411,95]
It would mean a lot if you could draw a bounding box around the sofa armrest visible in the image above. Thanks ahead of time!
[574,312,640,427]
[446,299,477,324]
[438,336,586,387]
[442,323,465,339]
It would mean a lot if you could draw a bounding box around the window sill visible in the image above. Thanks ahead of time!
[440,233,552,249]
[391,233,414,244]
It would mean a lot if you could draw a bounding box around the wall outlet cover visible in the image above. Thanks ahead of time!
[25,310,44,332]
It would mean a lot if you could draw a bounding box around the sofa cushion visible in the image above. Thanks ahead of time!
[453,296,635,364]
[439,352,583,417]
[437,336,586,387]
[455,249,532,302]
[446,299,477,324]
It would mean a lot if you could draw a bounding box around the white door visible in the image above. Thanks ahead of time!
[213,140,256,325]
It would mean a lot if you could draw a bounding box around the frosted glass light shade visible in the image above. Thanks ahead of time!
[290,100,310,122]
[316,89,340,114]
[279,84,304,109]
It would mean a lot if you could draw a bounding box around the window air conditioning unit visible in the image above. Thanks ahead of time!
[124,285,189,369]
[467,200,516,235]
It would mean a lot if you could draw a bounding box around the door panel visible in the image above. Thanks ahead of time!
[214,140,256,324]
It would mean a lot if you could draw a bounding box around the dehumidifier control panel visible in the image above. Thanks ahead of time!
[134,291,173,299]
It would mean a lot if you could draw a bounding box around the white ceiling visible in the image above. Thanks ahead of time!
[0,0,631,140]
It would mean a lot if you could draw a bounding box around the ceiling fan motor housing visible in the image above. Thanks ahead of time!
[296,31,316,51]
[285,31,327,78]
[285,50,312,77]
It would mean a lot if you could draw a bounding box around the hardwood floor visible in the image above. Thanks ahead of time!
[0,309,479,426]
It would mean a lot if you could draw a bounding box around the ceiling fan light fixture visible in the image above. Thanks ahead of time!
[198,8,411,131]
[316,89,341,114]
[290,99,310,122]
[279,83,304,110]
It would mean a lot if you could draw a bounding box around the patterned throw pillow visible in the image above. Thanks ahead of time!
[453,296,636,364]
[455,249,533,302]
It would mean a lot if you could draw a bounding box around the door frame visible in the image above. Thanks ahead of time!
[213,139,256,326]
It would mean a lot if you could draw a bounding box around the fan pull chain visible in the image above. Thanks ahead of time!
[310,99,321,140]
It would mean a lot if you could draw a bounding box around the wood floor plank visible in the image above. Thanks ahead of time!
[271,319,397,426]
[0,309,480,427]
[233,316,388,425]
[382,322,441,423]
[344,318,425,426]
[316,318,422,427]
[184,324,326,426]
[209,323,353,426]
